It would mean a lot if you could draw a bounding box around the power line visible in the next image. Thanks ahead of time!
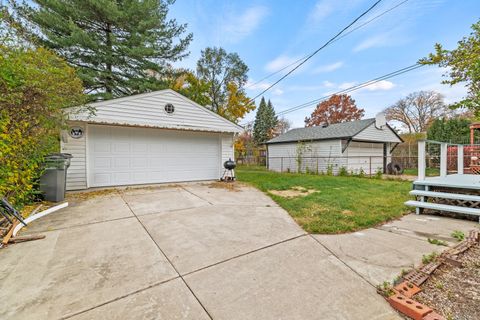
[245,0,409,90]
[241,63,425,126]
[277,64,423,116]
[247,0,384,103]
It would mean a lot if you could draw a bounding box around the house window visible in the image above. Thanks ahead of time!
[164,103,175,114]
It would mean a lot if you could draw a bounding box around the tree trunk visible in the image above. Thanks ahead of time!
[105,23,113,94]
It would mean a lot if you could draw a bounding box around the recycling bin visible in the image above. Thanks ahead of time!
[39,153,72,202]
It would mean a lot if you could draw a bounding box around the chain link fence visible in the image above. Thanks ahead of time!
[237,141,480,177]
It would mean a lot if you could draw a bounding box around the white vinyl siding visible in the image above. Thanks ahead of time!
[68,90,242,134]
[220,134,234,175]
[60,122,87,190]
[353,123,401,143]
[268,140,344,174]
[344,141,385,174]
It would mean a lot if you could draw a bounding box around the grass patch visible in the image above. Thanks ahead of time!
[422,252,439,264]
[403,167,440,177]
[237,166,412,234]
[450,230,465,241]
[428,238,448,246]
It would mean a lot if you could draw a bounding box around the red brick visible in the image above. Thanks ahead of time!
[420,261,441,275]
[387,293,432,320]
[442,254,463,268]
[403,270,429,286]
[394,281,421,298]
[423,311,445,320]
[467,229,479,243]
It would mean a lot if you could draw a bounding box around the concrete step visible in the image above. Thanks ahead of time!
[405,200,480,217]
[410,190,480,202]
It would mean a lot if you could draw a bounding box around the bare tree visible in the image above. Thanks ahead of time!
[384,91,449,133]
[271,117,291,137]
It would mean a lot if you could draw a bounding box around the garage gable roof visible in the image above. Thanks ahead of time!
[267,118,402,144]
[68,89,243,133]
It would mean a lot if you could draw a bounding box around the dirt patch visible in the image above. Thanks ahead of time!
[341,210,354,215]
[415,244,480,320]
[66,188,119,201]
[203,181,241,192]
[268,186,318,198]
[383,174,416,181]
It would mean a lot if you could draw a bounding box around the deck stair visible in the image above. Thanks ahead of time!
[409,190,480,202]
[405,189,480,222]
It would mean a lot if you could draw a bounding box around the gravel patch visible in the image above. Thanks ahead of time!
[416,244,480,320]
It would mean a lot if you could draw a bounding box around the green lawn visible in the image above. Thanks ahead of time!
[403,167,440,177]
[237,166,412,234]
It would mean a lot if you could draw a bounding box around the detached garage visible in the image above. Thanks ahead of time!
[266,114,403,175]
[62,89,242,190]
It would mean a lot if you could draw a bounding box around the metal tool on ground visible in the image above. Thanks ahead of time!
[0,198,27,227]
[221,158,236,182]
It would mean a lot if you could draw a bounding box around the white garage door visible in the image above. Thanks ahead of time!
[88,125,221,187]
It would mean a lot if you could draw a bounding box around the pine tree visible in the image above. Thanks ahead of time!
[16,0,192,100]
[253,97,278,144]
[266,99,278,133]
[253,97,267,144]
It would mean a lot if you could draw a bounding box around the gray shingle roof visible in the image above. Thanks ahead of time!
[266,118,376,144]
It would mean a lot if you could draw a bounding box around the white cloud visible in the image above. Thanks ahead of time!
[273,88,284,96]
[338,82,357,90]
[245,79,271,91]
[245,79,283,95]
[313,61,344,74]
[223,6,269,42]
[322,80,335,88]
[363,80,395,91]
[353,34,390,52]
[265,55,301,73]
[307,0,364,22]
[308,0,335,23]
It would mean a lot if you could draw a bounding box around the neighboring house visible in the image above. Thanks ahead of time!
[266,114,403,175]
[62,89,242,190]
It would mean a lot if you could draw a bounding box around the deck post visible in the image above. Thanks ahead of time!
[440,142,448,177]
[418,140,426,180]
[457,145,464,174]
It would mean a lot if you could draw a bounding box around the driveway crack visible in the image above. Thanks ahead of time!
[180,186,214,205]
[118,191,214,320]
[309,234,377,288]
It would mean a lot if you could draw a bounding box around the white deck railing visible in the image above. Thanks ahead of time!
[417,140,465,180]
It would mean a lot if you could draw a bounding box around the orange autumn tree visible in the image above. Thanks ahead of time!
[304,94,364,127]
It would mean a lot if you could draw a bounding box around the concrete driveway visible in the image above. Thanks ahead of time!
[0,183,477,320]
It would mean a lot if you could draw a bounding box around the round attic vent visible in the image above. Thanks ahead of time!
[164,103,175,114]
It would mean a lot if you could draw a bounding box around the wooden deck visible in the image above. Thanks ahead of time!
[413,174,480,190]
[407,141,480,221]
[407,174,480,222]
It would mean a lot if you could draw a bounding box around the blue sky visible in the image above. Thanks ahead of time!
[169,0,480,128]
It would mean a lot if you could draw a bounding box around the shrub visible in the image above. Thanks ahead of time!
[338,166,348,176]
[0,45,85,206]
[357,168,366,178]
[326,164,334,176]
[374,169,383,179]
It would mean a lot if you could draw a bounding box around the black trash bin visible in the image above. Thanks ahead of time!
[40,153,73,202]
